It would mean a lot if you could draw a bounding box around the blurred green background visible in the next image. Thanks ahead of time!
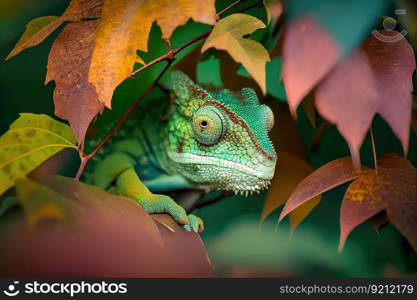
[1,0,416,277]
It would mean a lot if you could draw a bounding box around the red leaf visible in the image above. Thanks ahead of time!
[316,32,416,167]
[315,49,378,167]
[282,16,340,115]
[279,157,359,222]
[363,32,416,155]
[1,176,213,277]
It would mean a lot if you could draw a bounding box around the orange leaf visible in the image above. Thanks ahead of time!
[262,152,314,221]
[88,0,216,108]
[279,157,360,222]
[339,154,417,252]
[289,196,320,232]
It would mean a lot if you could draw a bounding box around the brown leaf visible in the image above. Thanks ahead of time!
[282,16,340,115]
[261,152,314,221]
[339,154,417,252]
[316,32,416,167]
[46,1,104,144]
[279,157,360,222]
[89,0,216,108]
[289,196,320,232]
[6,0,103,60]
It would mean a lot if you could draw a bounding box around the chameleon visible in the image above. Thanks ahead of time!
[84,71,277,233]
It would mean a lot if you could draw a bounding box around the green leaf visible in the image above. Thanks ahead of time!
[6,16,61,60]
[201,13,270,93]
[0,113,77,196]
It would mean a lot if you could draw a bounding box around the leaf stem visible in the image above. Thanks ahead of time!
[370,126,378,174]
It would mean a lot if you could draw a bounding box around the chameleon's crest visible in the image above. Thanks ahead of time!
[166,71,277,194]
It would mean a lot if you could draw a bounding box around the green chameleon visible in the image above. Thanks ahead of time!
[85,71,277,233]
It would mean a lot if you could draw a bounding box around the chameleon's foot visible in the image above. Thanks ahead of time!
[184,214,204,233]
[134,194,204,233]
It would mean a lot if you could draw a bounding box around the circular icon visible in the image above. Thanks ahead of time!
[382,17,396,31]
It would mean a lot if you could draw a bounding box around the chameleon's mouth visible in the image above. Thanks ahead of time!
[167,152,276,194]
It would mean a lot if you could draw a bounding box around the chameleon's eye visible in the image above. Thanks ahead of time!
[192,105,227,145]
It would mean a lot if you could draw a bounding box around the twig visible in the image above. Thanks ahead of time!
[128,31,211,78]
[218,0,246,17]
[370,126,378,174]
[188,191,233,213]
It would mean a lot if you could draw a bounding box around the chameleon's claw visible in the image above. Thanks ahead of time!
[188,214,204,233]
[134,193,204,233]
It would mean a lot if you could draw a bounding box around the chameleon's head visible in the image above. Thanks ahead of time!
[166,71,276,194]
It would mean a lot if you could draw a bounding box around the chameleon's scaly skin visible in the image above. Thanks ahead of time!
[84,71,276,232]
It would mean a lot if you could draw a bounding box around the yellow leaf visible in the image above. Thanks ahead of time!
[6,16,61,60]
[0,114,77,196]
[6,0,103,60]
[202,13,270,94]
[88,0,216,108]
